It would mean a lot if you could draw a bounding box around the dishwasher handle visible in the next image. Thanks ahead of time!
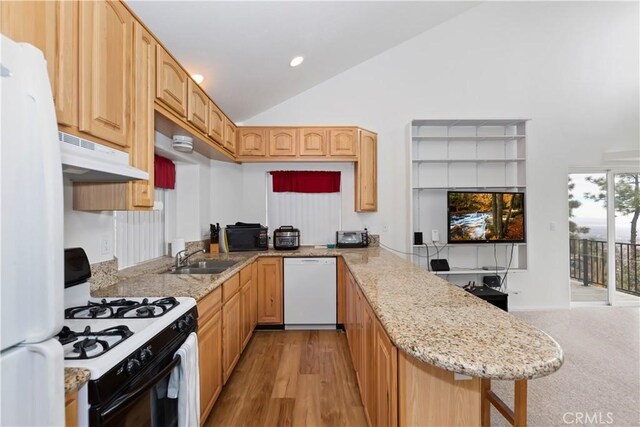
[284,257,336,265]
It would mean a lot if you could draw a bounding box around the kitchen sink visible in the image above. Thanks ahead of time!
[165,259,241,275]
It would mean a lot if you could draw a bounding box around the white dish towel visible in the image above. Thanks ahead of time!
[168,332,200,427]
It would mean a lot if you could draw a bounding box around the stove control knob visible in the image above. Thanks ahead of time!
[185,313,194,325]
[177,319,187,331]
[126,358,141,376]
[140,348,153,364]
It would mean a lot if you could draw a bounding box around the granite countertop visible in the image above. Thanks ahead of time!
[93,247,563,380]
[65,368,90,394]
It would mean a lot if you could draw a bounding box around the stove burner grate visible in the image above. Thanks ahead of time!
[65,297,179,319]
[56,325,133,359]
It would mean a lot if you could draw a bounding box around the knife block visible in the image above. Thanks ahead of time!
[209,243,219,254]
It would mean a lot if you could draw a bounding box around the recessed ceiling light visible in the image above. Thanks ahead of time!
[289,56,304,67]
[192,74,204,84]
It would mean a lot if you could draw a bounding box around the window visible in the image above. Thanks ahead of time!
[266,171,341,245]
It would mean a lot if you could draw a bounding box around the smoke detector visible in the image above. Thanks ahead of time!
[172,135,193,153]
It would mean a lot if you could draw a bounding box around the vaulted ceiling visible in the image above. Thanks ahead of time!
[127,1,478,121]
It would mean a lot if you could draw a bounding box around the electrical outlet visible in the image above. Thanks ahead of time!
[431,229,440,242]
[383,224,389,233]
[100,235,110,255]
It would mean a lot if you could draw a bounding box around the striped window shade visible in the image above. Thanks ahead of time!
[115,189,166,269]
[267,172,341,246]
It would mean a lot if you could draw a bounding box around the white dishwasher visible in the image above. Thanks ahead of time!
[284,257,337,329]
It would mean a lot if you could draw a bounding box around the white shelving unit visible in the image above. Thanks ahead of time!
[409,119,529,286]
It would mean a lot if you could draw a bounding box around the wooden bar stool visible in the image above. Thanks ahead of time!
[481,379,528,427]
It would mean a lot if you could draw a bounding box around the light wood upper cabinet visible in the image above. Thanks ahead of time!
[130,22,156,209]
[156,46,188,117]
[208,101,225,144]
[223,118,237,155]
[355,130,378,212]
[78,0,132,148]
[257,257,283,324]
[237,128,267,156]
[0,1,78,127]
[268,128,298,157]
[329,128,357,156]
[300,128,327,156]
[187,79,208,133]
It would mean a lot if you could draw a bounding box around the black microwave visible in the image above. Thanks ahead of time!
[225,223,268,252]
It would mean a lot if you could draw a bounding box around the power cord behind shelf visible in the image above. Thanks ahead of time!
[381,241,516,292]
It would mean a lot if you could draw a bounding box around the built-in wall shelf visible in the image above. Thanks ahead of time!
[433,268,527,276]
[412,243,527,248]
[412,186,527,190]
[409,118,529,287]
[412,158,526,164]
[412,135,526,142]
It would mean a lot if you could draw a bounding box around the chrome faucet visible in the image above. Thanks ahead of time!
[174,249,206,268]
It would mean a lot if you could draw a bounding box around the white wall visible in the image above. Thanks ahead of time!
[209,159,244,228]
[63,179,115,263]
[64,131,224,264]
[239,162,377,231]
[243,2,639,309]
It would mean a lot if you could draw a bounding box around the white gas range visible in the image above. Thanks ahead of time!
[60,248,198,427]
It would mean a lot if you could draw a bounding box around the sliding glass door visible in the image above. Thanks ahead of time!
[569,173,609,303]
[569,171,640,305]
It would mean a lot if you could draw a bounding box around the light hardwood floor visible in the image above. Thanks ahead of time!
[205,330,367,427]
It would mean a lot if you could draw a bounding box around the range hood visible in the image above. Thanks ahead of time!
[59,131,149,182]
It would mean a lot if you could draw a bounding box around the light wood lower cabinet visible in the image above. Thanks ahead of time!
[198,309,222,423]
[398,352,481,426]
[240,265,253,350]
[257,257,283,325]
[251,261,258,329]
[345,267,397,427]
[78,0,132,148]
[196,287,222,423]
[375,317,398,427]
[337,257,347,324]
[222,280,241,384]
[65,390,78,427]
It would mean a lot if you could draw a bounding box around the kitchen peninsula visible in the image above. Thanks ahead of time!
[94,246,563,426]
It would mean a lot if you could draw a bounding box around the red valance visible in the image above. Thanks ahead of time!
[270,171,341,193]
[154,154,175,189]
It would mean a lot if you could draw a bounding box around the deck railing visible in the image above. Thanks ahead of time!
[570,238,640,297]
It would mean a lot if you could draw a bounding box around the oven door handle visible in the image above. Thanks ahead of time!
[98,355,181,424]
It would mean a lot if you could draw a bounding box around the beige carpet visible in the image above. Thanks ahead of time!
[491,307,640,426]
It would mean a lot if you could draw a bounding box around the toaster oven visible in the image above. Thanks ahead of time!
[336,230,369,248]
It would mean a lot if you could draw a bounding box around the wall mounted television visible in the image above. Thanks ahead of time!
[447,191,526,244]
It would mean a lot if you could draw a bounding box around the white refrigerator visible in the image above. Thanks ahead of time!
[0,35,65,426]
